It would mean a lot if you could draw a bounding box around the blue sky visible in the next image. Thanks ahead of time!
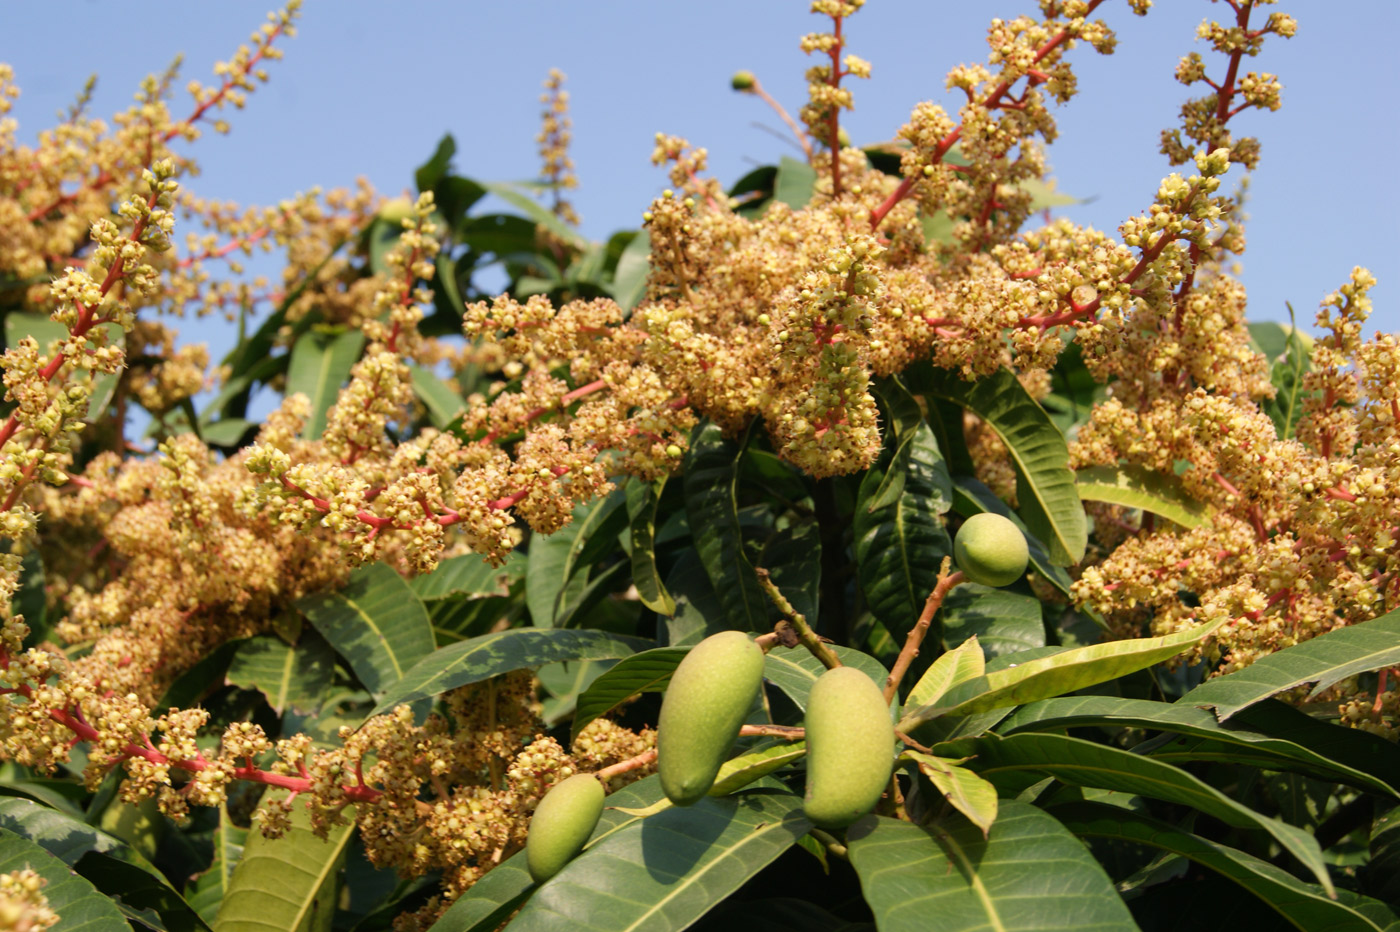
[6,1,1396,352]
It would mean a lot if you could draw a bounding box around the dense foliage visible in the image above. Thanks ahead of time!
[0,1,1397,930]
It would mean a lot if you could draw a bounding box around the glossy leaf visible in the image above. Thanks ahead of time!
[764,645,892,712]
[0,826,132,931]
[900,619,1220,729]
[846,802,1136,932]
[1075,464,1207,530]
[610,229,650,311]
[1057,802,1400,931]
[905,637,985,711]
[941,732,1334,895]
[213,795,354,932]
[662,551,726,648]
[708,741,808,796]
[15,547,49,648]
[296,562,436,699]
[627,477,675,616]
[409,364,466,429]
[369,628,652,718]
[1182,606,1400,720]
[225,631,334,715]
[940,584,1045,659]
[902,751,998,837]
[411,551,526,601]
[502,792,810,932]
[684,423,767,631]
[773,156,817,208]
[526,490,628,628]
[285,328,365,439]
[908,364,1086,565]
[999,695,1400,799]
[187,805,248,926]
[570,647,687,742]
[759,520,822,623]
[479,181,587,250]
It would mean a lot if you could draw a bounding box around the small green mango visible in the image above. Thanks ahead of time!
[803,666,894,828]
[526,773,605,883]
[953,512,1029,588]
[657,630,765,806]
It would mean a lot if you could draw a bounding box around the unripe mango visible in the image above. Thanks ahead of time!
[953,512,1029,588]
[526,773,605,883]
[657,630,765,806]
[803,666,894,828]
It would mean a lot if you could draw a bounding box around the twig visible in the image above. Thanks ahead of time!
[594,748,657,783]
[883,558,963,704]
[755,567,842,670]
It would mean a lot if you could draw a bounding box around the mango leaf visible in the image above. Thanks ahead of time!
[369,628,652,718]
[900,619,1221,730]
[902,751,998,837]
[854,419,952,639]
[187,805,248,926]
[1257,311,1315,440]
[539,659,614,726]
[501,792,810,932]
[684,423,767,632]
[411,551,526,601]
[213,794,354,932]
[479,181,588,250]
[15,547,50,648]
[940,732,1333,895]
[905,637,985,711]
[409,364,466,429]
[940,584,1045,659]
[225,631,334,715]
[570,647,687,742]
[610,230,650,312]
[774,156,817,208]
[1000,695,1400,799]
[627,477,675,616]
[0,826,133,931]
[526,489,628,628]
[1057,802,1399,932]
[1075,464,1208,529]
[764,645,892,712]
[285,328,365,439]
[759,520,822,622]
[708,741,808,797]
[1017,177,1079,210]
[0,797,208,932]
[1369,806,1400,905]
[1182,606,1400,721]
[952,478,1074,600]
[846,802,1136,932]
[296,563,435,699]
[907,364,1086,565]
[661,551,726,648]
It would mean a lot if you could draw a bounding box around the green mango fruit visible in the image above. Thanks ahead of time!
[803,665,894,828]
[526,773,605,883]
[953,512,1029,587]
[657,630,765,805]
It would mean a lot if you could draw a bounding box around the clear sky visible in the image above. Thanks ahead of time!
[5,1,1396,355]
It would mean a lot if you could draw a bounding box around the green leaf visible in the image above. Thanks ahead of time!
[0,825,133,931]
[369,628,652,718]
[759,520,822,622]
[684,423,767,632]
[942,732,1334,895]
[570,647,687,742]
[15,547,50,648]
[854,418,952,639]
[1075,464,1208,529]
[225,631,334,715]
[1058,802,1400,931]
[900,619,1220,730]
[1369,805,1400,905]
[952,477,1075,601]
[940,584,1045,660]
[846,802,1136,932]
[0,797,209,932]
[1258,309,1315,440]
[627,478,675,616]
[415,133,457,193]
[479,181,588,250]
[610,230,650,312]
[213,794,354,932]
[411,551,526,602]
[296,563,435,700]
[285,328,365,439]
[1182,606,1400,721]
[907,364,1087,565]
[774,156,817,208]
[200,418,254,448]
[906,637,985,711]
[409,364,466,429]
[501,792,810,932]
[539,659,614,725]
[661,551,726,648]
[187,805,247,926]
[527,490,628,628]
[764,646,892,712]
[903,752,999,837]
[1000,696,1400,799]
[1017,177,1080,210]
[708,741,808,797]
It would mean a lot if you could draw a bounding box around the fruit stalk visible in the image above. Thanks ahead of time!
[883,557,963,704]
[755,567,842,670]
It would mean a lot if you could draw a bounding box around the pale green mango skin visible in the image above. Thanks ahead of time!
[657,631,765,805]
[803,666,894,828]
[953,512,1029,588]
[526,773,605,883]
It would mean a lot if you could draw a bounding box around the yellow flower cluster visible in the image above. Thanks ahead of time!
[0,869,58,932]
